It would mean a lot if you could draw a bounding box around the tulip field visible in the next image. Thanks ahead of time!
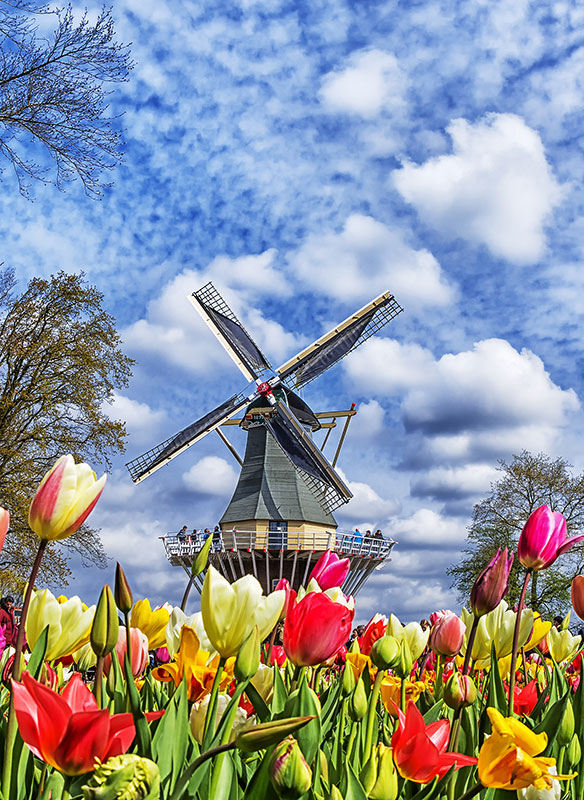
[1,457,584,799]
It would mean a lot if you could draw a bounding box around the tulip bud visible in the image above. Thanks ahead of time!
[329,786,343,800]
[115,563,133,615]
[443,673,477,710]
[568,733,581,770]
[428,612,465,657]
[361,744,398,800]
[91,585,120,658]
[74,642,98,672]
[393,638,413,679]
[319,749,329,785]
[348,675,368,722]
[557,698,575,747]
[370,635,399,670]
[82,754,160,800]
[234,716,316,753]
[470,547,513,617]
[341,663,356,696]
[235,625,260,682]
[572,576,584,620]
[269,736,312,799]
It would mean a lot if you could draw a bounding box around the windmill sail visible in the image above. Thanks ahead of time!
[264,401,352,514]
[189,283,272,382]
[276,291,403,390]
[126,392,250,483]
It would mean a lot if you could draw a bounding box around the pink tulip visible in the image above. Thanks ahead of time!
[470,547,513,617]
[0,507,9,555]
[518,505,584,571]
[283,592,354,667]
[275,578,295,620]
[428,611,465,657]
[308,550,350,590]
[104,627,149,678]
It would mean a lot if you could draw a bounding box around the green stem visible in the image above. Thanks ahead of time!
[93,656,104,708]
[2,538,47,799]
[266,625,277,667]
[168,742,236,800]
[462,615,479,675]
[508,570,531,716]
[290,664,302,693]
[435,654,443,701]
[400,675,406,713]
[61,775,72,800]
[521,647,529,687]
[456,781,484,800]
[202,657,226,749]
[332,698,347,783]
[346,721,357,762]
[180,573,195,612]
[363,670,384,760]
[209,683,247,798]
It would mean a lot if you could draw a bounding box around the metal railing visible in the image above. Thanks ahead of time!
[161,528,396,561]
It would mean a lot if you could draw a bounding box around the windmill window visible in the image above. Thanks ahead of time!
[268,521,288,549]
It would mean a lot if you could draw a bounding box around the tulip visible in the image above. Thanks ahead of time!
[283,591,354,667]
[517,767,561,800]
[189,692,248,745]
[0,507,9,555]
[234,626,260,682]
[571,575,584,620]
[470,547,513,617]
[478,707,574,791]
[348,676,368,722]
[26,588,96,661]
[154,647,170,664]
[74,642,97,673]
[387,615,429,662]
[152,625,232,702]
[361,743,399,800]
[104,627,149,678]
[358,614,388,655]
[308,550,350,590]
[274,578,294,620]
[269,736,312,799]
[461,601,533,669]
[130,599,170,651]
[524,613,552,651]
[346,651,373,682]
[379,677,426,715]
[114,562,133,615]
[518,505,584,571]
[265,644,286,666]
[165,606,214,657]
[12,673,163,775]
[91,585,119,658]
[250,663,275,703]
[201,566,285,659]
[391,701,477,782]
[234,716,316,753]
[370,635,400,670]
[28,455,107,541]
[428,611,465,657]
[443,673,477,710]
[547,626,582,664]
[514,680,539,716]
[81,754,161,800]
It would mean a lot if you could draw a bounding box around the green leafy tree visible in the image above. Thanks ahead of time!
[0,269,133,589]
[447,451,584,616]
[0,1,132,197]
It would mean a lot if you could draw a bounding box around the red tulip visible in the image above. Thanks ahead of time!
[391,701,477,783]
[283,592,354,667]
[12,673,162,775]
[518,505,584,571]
[308,550,350,590]
[513,680,538,716]
[274,578,295,620]
[470,547,513,617]
[358,614,388,656]
[428,611,465,657]
[571,575,584,620]
[265,645,287,666]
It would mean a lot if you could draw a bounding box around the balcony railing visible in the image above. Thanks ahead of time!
[161,528,396,561]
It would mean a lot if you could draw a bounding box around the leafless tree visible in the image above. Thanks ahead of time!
[0,1,132,197]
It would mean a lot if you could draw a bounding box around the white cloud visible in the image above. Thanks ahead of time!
[103,393,166,446]
[319,49,408,118]
[182,455,239,496]
[336,468,399,524]
[344,339,435,395]
[393,113,562,264]
[411,464,500,500]
[288,214,455,310]
[385,508,467,548]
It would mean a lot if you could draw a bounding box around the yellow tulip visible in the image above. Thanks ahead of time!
[130,598,170,650]
[152,625,232,702]
[461,601,533,669]
[201,566,285,659]
[379,675,426,714]
[190,692,248,745]
[26,588,95,660]
[346,651,374,682]
[547,627,581,664]
[524,614,552,651]
[478,708,574,791]
[387,614,429,661]
[165,607,214,658]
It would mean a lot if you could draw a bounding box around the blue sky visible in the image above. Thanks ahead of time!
[4,0,584,622]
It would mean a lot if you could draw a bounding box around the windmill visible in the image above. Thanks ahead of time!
[126,283,403,596]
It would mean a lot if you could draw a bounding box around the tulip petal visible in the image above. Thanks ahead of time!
[61,673,99,713]
[52,710,110,774]
[14,674,71,765]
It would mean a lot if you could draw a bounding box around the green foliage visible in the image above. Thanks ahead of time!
[0,269,133,590]
[447,450,584,615]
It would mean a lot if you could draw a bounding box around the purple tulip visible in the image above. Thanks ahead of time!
[470,547,513,617]
[518,505,584,571]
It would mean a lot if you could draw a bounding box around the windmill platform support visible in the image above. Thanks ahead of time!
[161,529,396,597]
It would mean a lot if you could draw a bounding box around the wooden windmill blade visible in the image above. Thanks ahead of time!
[275,291,403,390]
[189,283,272,383]
[125,390,253,483]
[264,400,353,514]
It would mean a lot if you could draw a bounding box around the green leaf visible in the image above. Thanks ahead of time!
[245,682,271,722]
[124,652,152,758]
[26,625,48,679]
[534,693,570,756]
[422,700,444,725]
[344,762,367,800]
[242,746,279,800]
[296,677,321,766]
[151,678,188,793]
[192,533,213,577]
[271,661,288,716]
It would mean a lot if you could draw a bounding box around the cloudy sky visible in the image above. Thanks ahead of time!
[5,0,584,623]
